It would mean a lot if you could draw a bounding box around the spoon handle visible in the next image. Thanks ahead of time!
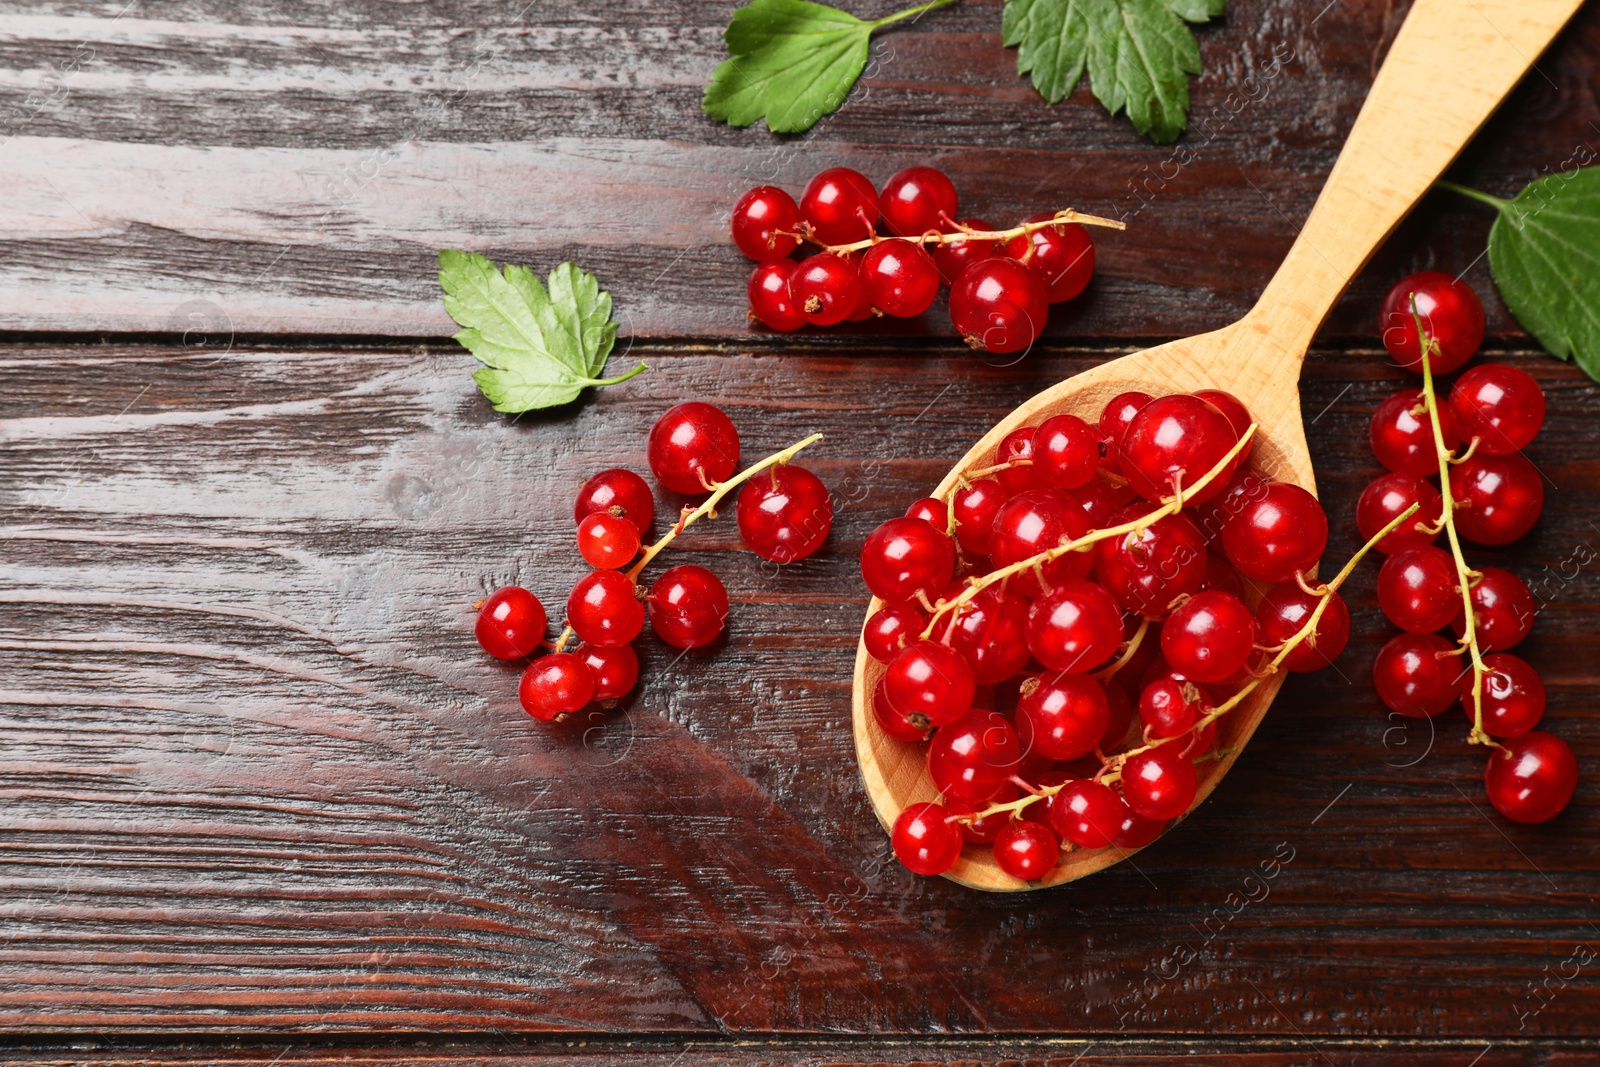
[1247,0,1583,358]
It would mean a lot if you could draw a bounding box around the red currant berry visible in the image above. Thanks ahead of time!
[951,477,1007,555]
[860,516,956,605]
[579,642,638,702]
[1254,584,1351,672]
[948,588,1032,685]
[647,565,728,649]
[1100,678,1136,749]
[993,819,1059,880]
[1100,392,1153,453]
[1377,544,1462,633]
[1120,745,1198,820]
[1449,452,1545,546]
[1451,567,1535,651]
[950,258,1049,355]
[1193,390,1253,459]
[1049,779,1123,848]
[747,259,807,331]
[905,496,948,527]
[1370,388,1459,476]
[1062,478,1125,529]
[790,252,864,327]
[568,570,645,648]
[799,167,879,245]
[731,185,801,261]
[1449,363,1546,455]
[1484,730,1577,824]
[1191,469,1268,545]
[1035,414,1100,489]
[1016,671,1109,760]
[1094,505,1208,618]
[989,489,1094,597]
[1113,800,1167,848]
[873,677,929,742]
[1120,394,1240,503]
[1005,213,1095,303]
[1356,473,1443,555]
[475,586,548,660]
[885,638,975,729]
[1464,653,1545,738]
[994,426,1043,493]
[843,256,878,323]
[1380,271,1486,375]
[577,511,641,570]
[892,801,963,875]
[648,401,740,495]
[863,601,928,662]
[737,463,832,562]
[1372,632,1462,717]
[1139,674,1210,738]
[933,218,998,284]
[1220,481,1328,583]
[948,784,1019,844]
[879,166,958,236]
[1026,579,1123,673]
[928,710,1022,804]
[1199,554,1245,599]
[859,238,940,318]
[1160,590,1256,684]
[518,652,594,720]
[575,468,655,536]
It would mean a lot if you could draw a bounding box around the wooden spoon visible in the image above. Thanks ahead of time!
[852,0,1584,892]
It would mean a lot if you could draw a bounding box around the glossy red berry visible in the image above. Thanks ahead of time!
[988,489,1093,597]
[1035,414,1100,489]
[747,260,806,331]
[951,477,1007,556]
[873,677,929,742]
[1114,801,1167,848]
[731,185,801,261]
[933,218,998,284]
[1049,779,1123,848]
[1191,469,1268,545]
[1449,452,1545,546]
[1015,672,1109,760]
[947,588,1032,685]
[885,639,975,729]
[1451,567,1535,651]
[647,565,728,649]
[475,586,548,660]
[1372,632,1462,717]
[1449,363,1546,455]
[993,819,1059,881]
[1005,213,1095,303]
[1370,388,1458,476]
[1380,271,1485,375]
[1063,478,1124,529]
[1463,653,1545,738]
[1026,579,1122,673]
[648,402,740,494]
[518,652,594,720]
[1377,544,1461,633]
[1356,473,1443,555]
[928,710,1022,804]
[575,468,655,536]
[950,258,1049,356]
[1120,394,1240,503]
[1193,389,1253,459]
[879,166,958,236]
[800,167,878,244]
[859,238,940,318]
[1094,505,1207,618]
[1120,744,1198,821]
[577,512,641,570]
[1254,584,1351,672]
[568,570,645,648]
[1199,554,1245,599]
[791,252,864,327]
[1100,392,1153,453]
[1220,481,1328,583]
[863,602,928,662]
[891,801,963,875]
[737,463,832,562]
[579,642,639,702]
[905,496,948,527]
[994,427,1043,493]
[1160,590,1255,684]
[860,516,956,605]
[1139,675,1210,738]
[1484,730,1577,824]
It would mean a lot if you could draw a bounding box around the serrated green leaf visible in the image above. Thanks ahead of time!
[703,0,874,134]
[472,365,586,414]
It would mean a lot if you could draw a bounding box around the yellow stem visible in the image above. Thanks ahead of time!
[1092,617,1150,681]
[792,208,1127,256]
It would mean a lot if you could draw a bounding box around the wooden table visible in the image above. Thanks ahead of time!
[3,0,1598,1062]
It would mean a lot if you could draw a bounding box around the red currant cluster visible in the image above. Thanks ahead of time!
[1361,271,1575,824]
[859,389,1361,882]
[732,166,1122,354]
[473,402,831,721]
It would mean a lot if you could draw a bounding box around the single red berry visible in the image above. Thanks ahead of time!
[872,677,929,742]
[577,511,641,570]
[885,638,975,729]
[947,587,1032,685]
[574,468,655,536]
[1380,271,1486,375]
[988,489,1094,598]
[1120,394,1240,503]
[1370,388,1460,476]
[568,570,645,648]
[790,252,864,327]
[879,166,958,236]
[951,477,1007,556]
[1121,745,1198,821]
[1016,671,1110,760]
[928,710,1023,804]
[1449,452,1545,546]
[1377,544,1462,633]
[993,819,1059,881]
[747,260,807,332]
[799,167,879,245]
[859,238,940,318]
[860,516,956,605]
[518,652,594,720]
[1160,590,1256,684]
[1035,414,1100,489]
[1138,674,1211,738]
[994,426,1043,493]
[1220,481,1328,583]
[905,496,948,527]
[1254,583,1351,672]
[1463,653,1545,738]
[1026,579,1123,673]
[1199,554,1245,599]
[647,565,728,649]
[731,185,801,261]
[1005,213,1095,303]
[1113,800,1167,848]
[1372,632,1462,717]
[1094,504,1208,618]
[1100,392,1153,454]
[475,586,548,660]
[1449,363,1546,455]
[948,784,1020,844]
[1049,779,1123,848]
[1190,469,1268,545]
[863,601,928,663]
[737,463,832,562]
[1451,567,1535,651]
[950,258,1049,356]
[1193,389,1253,459]
[1356,473,1443,555]
[579,642,639,702]
[647,401,740,494]
[1100,678,1136,750]
[933,218,999,284]
[1061,478,1125,529]
[891,801,963,875]
[1484,730,1577,824]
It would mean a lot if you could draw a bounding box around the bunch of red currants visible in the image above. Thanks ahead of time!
[473,401,832,722]
[1361,271,1575,824]
[733,165,1111,354]
[861,388,1347,882]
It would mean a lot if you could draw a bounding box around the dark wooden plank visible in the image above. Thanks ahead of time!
[0,0,1597,337]
[1,341,1596,1035]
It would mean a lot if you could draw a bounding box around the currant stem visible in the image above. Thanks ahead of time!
[1093,617,1149,681]
[787,208,1128,257]
[870,0,959,30]
[624,433,824,584]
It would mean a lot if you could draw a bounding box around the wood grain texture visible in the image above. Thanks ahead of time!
[2,343,1597,1037]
